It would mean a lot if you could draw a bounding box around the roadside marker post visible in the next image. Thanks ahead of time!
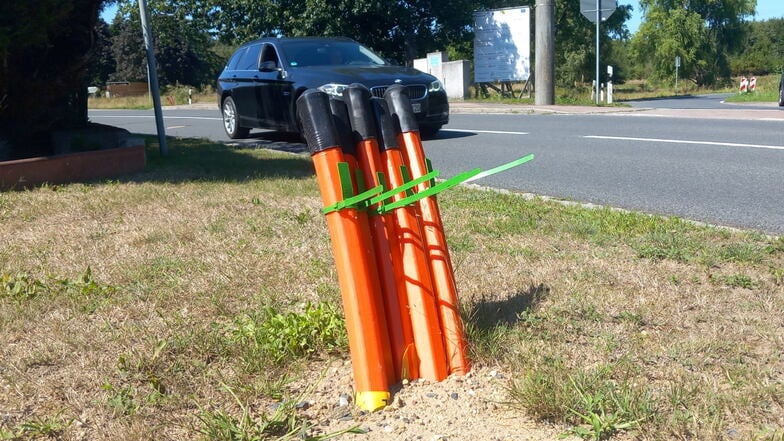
[375,98,449,382]
[343,84,417,382]
[297,87,535,409]
[297,90,392,412]
[385,85,470,376]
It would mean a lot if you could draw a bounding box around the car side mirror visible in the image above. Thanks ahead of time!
[260,61,280,72]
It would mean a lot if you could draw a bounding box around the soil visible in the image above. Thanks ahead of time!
[288,361,576,441]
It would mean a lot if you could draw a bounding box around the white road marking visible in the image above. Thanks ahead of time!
[584,135,784,151]
[91,115,222,121]
[446,129,529,135]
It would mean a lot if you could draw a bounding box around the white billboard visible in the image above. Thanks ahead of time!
[473,7,531,83]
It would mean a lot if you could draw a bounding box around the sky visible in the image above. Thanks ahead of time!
[102,1,784,35]
[623,0,784,34]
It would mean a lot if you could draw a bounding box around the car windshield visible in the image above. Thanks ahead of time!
[280,41,387,68]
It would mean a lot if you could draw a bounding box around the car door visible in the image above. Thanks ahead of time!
[232,43,262,127]
[256,43,294,130]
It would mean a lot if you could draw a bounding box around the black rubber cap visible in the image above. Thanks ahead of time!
[329,98,356,156]
[342,84,378,142]
[384,85,419,133]
[372,99,399,151]
[296,89,339,155]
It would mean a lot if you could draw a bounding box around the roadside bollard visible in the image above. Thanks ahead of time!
[385,85,470,376]
[297,89,391,411]
[343,84,416,382]
[374,98,448,382]
[328,96,396,379]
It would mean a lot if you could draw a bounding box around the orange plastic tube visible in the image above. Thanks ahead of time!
[385,87,470,376]
[298,90,391,411]
[343,85,416,382]
[329,97,396,380]
[357,137,416,382]
[376,100,447,382]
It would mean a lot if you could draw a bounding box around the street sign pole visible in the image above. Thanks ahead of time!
[138,0,168,156]
[595,0,601,105]
[675,56,681,94]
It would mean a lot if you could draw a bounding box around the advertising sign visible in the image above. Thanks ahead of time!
[473,7,531,83]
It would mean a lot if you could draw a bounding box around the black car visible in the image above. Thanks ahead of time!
[217,37,449,139]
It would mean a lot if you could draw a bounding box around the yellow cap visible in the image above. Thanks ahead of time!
[355,391,390,412]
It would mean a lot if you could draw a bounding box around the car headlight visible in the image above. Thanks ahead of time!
[317,83,349,97]
[428,80,443,93]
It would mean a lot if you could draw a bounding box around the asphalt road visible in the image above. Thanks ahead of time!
[89,97,784,235]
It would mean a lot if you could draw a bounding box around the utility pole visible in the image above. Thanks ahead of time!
[595,0,601,105]
[535,0,555,105]
[138,0,168,156]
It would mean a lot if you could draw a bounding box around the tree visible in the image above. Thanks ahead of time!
[86,19,117,87]
[0,0,105,156]
[630,0,756,86]
[729,18,784,76]
[112,1,222,86]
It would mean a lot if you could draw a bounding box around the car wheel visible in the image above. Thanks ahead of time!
[419,124,442,139]
[222,96,250,139]
[779,86,784,107]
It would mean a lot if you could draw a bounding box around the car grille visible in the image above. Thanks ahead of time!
[370,84,427,100]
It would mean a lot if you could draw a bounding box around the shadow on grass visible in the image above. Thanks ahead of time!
[467,283,550,332]
[134,135,314,184]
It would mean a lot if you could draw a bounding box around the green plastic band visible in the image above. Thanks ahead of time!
[375,168,481,214]
[464,154,535,183]
[369,170,440,206]
[426,158,436,188]
[399,165,415,197]
[321,183,384,214]
[337,162,353,200]
[355,168,367,193]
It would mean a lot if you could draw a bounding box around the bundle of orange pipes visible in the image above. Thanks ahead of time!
[297,84,469,412]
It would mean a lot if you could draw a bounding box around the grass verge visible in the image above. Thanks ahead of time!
[1,136,782,440]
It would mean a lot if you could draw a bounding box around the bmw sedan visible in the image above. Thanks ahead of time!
[217,37,449,139]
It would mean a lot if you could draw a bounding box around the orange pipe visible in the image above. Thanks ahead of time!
[398,130,470,376]
[384,84,470,377]
[357,138,416,382]
[298,90,391,411]
[381,146,447,382]
[312,149,392,409]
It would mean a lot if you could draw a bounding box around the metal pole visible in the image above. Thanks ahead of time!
[595,0,601,105]
[138,0,168,156]
[535,0,555,105]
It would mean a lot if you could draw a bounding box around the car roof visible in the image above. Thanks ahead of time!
[238,36,356,48]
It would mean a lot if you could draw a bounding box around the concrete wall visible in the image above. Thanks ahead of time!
[413,57,471,100]
[441,60,471,100]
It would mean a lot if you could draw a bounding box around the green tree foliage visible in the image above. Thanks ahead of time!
[86,19,117,87]
[729,18,784,76]
[0,0,104,153]
[550,0,632,85]
[630,0,756,86]
[112,1,222,86]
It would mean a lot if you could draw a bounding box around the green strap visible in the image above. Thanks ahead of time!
[319,154,534,215]
[464,154,535,183]
[321,162,384,214]
[375,168,481,214]
[368,170,440,206]
[321,184,384,214]
[337,162,353,200]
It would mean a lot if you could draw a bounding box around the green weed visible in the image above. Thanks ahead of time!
[227,303,347,365]
[197,383,360,441]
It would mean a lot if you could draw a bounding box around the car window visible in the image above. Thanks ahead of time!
[237,44,262,70]
[260,44,280,68]
[226,47,246,70]
[281,41,387,67]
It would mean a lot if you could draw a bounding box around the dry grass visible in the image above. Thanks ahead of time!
[1,137,782,440]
